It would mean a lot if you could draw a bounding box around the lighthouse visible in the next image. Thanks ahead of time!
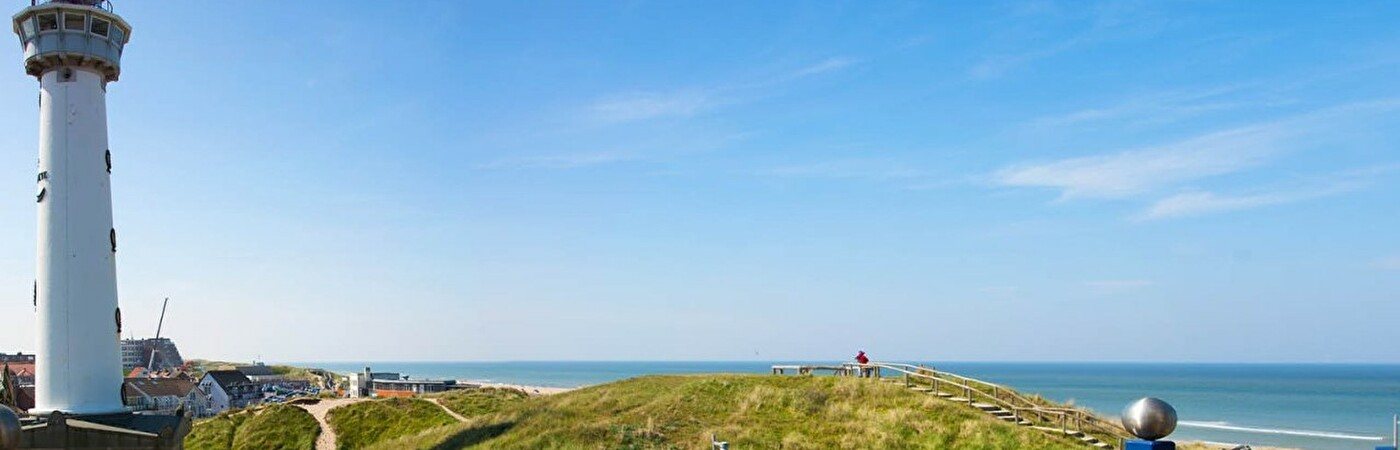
[14,0,131,415]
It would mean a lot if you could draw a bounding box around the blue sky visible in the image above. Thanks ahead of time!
[1,1,1398,363]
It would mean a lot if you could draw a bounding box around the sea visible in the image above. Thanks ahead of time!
[298,361,1400,450]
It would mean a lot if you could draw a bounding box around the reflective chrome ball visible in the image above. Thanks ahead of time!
[1121,397,1177,441]
[0,405,19,450]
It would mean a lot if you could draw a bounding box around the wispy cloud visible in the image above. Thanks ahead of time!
[996,124,1283,199]
[789,57,859,78]
[586,56,858,125]
[478,151,636,170]
[1084,279,1153,294]
[1375,256,1400,271]
[765,158,923,181]
[1026,85,1265,129]
[996,100,1400,201]
[589,91,714,123]
[1139,164,1399,220]
[969,3,1164,79]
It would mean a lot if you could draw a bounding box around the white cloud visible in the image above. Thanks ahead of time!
[995,124,1282,199]
[1138,164,1397,220]
[790,57,858,78]
[479,151,636,170]
[1026,85,1259,129]
[1141,190,1328,220]
[766,158,923,180]
[1376,256,1400,271]
[589,91,712,123]
[1084,279,1153,294]
[997,100,1400,201]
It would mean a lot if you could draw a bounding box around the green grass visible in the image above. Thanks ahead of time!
[430,388,529,418]
[368,374,1100,449]
[185,410,247,450]
[327,398,458,449]
[185,404,320,450]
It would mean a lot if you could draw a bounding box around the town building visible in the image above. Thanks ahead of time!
[122,377,211,417]
[345,367,402,398]
[235,363,312,392]
[198,370,261,414]
[371,378,461,398]
[0,352,36,364]
[344,366,463,398]
[120,337,184,372]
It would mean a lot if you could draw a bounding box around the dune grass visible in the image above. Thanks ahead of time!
[327,397,457,449]
[185,404,319,450]
[430,388,529,418]
[369,374,1098,449]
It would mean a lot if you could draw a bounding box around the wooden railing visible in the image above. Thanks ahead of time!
[851,362,1128,445]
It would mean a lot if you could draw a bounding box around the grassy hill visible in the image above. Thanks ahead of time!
[327,398,458,449]
[431,387,529,418]
[368,374,1101,449]
[185,404,320,450]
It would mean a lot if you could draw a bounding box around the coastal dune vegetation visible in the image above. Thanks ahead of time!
[367,374,1098,449]
[184,404,320,450]
[326,397,458,449]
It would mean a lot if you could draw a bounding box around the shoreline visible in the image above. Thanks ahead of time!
[463,380,573,395]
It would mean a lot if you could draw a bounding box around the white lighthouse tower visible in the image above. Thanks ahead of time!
[13,0,131,415]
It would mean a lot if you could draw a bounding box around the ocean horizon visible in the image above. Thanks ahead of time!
[292,360,1400,450]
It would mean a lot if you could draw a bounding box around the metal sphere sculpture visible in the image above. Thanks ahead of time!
[0,405,19,450]
[1121,397,1177,441]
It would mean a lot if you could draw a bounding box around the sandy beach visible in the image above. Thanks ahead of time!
[466,380,574,396]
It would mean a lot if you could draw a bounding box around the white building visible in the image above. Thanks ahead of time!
[122,378,211,417]
[198,370,260,414]
[345,367,401,398]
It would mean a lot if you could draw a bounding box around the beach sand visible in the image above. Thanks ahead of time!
[467,381,573,395]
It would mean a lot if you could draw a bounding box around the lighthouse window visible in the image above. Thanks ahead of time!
[19,17,35,39]
[110,26,125,45]
[63,12,85,32]
[37,13,57,32]
[90,18,109,37]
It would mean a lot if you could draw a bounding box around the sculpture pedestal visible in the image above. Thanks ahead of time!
[1125,440,1174,450]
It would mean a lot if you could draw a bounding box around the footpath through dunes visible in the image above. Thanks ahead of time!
[367,374,1106,449]
[184,403,321,450]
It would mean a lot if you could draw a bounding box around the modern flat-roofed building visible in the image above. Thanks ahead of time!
[371,378,460,398]
[346,367,402,398]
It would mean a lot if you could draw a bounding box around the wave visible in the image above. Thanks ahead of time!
[1178,420,1383,441]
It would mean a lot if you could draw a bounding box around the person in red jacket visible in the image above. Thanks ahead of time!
[854,350,872,377]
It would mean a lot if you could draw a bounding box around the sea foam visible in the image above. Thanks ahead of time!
[1178,420,1382,441]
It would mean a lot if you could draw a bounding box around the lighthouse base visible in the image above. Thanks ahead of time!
[15,411,189,449]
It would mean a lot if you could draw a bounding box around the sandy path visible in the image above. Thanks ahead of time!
[296,398,366,450]
[428,398,469,422]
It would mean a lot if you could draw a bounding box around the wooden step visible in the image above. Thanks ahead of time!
[946,397,970,403]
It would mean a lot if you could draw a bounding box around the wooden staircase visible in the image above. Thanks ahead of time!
[862,363,1123,449]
